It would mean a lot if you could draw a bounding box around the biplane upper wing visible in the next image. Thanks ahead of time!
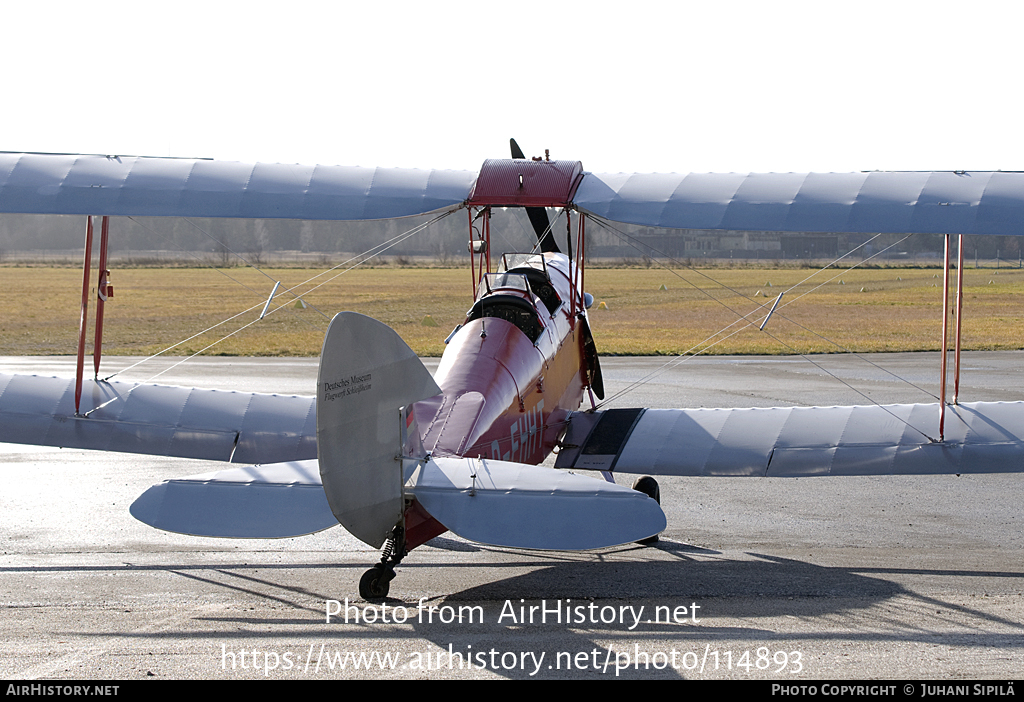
[563,168,1024,478]
[575,170,1024,236]
[0,152,477,220]
[555,403,1024,476]
[6,153,1024,234]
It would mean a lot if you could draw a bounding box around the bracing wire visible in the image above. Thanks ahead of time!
[103,208,457,383]
[125,216,328,328]
[587,217,938,441]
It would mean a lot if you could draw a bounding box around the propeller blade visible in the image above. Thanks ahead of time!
[526,208,559,253]
[509,138,526,160]
[509,138,560,254]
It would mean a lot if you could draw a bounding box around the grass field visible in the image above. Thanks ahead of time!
[2,265,1022,357]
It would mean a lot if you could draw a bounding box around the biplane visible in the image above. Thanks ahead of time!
[1,142,1023,599]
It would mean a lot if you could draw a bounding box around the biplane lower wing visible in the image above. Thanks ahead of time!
[555,403,1024,476]
[0,372,316,465]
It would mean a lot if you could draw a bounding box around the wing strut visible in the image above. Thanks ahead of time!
[93,216,112,377]
[954,234,965,404]
[74,217,94,414]
[939,232,968,439]
[939,234,950,440]
[74,215,112,414]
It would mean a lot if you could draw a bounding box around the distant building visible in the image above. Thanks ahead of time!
[780,235,839,258]
[587,225,842,259]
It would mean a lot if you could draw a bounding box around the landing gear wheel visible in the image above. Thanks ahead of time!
[359,565,391,600]
[359,524,406,600]
[632,476,661,545]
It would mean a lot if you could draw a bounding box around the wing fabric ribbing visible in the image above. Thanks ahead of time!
[0,153,476,220]
[9,154,1024,236]
[575,171,1024,236]
[0,373,316,464]
[555,402,1024,476]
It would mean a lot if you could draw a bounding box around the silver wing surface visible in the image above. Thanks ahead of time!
[555,403,1024,476]
[0,373,315,464]
[575,171,1024,236]
[5,153,1024,236]
[0,152,477,220]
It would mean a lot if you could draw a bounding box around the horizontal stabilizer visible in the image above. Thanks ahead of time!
[411,457,665,550]
[130,460,336,538]
[556,402,1024,476]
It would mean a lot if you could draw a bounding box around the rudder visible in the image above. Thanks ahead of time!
[317,312,441,548]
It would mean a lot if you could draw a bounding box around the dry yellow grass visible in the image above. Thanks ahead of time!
[587,267,1024,355]
[1,266,1022,357]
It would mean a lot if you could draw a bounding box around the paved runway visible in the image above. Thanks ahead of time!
[1,353,1022,679]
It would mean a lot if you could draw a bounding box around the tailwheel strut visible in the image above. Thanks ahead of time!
[359,524,406,600]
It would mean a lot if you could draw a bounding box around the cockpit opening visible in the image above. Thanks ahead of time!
[466,294,544,343]
[507,267,561,315]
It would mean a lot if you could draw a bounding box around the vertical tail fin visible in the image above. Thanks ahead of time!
[317,312,441,548]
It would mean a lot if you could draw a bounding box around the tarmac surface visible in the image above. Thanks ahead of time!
[1,352,1022,680]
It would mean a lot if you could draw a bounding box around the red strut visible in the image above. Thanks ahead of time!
[93,216,111,378]
[74,217,94,414]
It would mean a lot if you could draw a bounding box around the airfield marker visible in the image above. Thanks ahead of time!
[759,292,784,331]
[259,281,281,320]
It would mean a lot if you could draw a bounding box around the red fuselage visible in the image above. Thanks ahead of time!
[403,252,591,547]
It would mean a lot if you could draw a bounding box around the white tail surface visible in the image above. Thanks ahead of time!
[410,457,666,550]
[317,312,441,548]
[130,460,335,538]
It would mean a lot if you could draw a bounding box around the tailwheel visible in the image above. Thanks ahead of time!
[359,524,406,600]
[631,476,661,545]
[359,565,393,599]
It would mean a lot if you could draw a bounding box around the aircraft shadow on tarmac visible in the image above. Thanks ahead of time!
[412,545,1024,679]
[30,544,1022,680]
[440,543,902,603]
